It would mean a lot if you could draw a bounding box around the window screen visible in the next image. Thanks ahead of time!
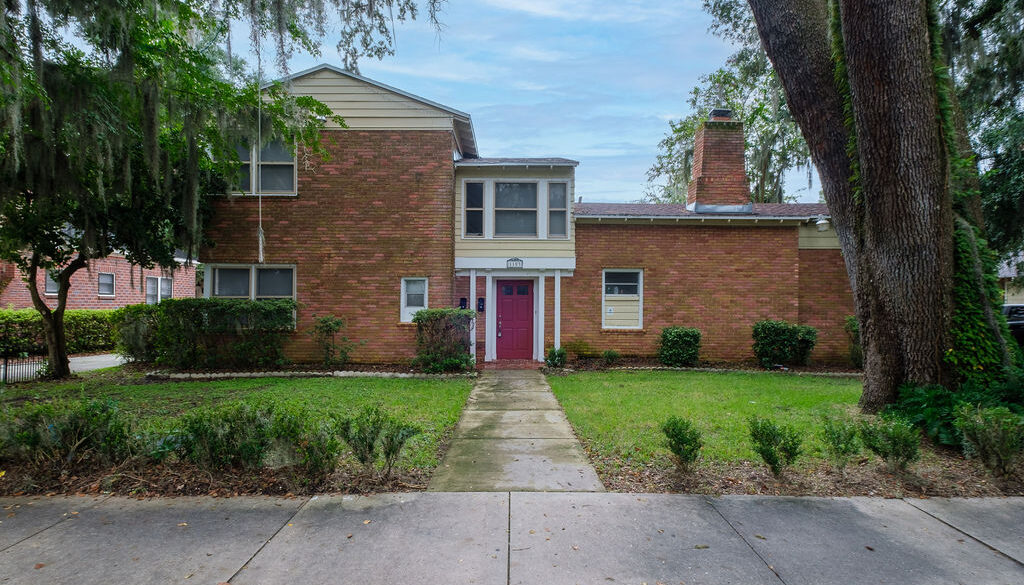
[44,272,59,294]
[549,183,568,237]
[257,268,293,298]
[215,268,250,297]
[605,271,640,295]
[98,273,115,296]
[465,182,484,237]
[495,183,537,236]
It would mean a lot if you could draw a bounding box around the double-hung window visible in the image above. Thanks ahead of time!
[464,182,484,237]
[602,269,643,329]
[98,272,115,297]
[212,266,295,300]
[234,139,295,194]
[494,182,538,237]
[146,276,173,304]
[548,183,568,238]
[44,272,59,295]
[401,278,428,322]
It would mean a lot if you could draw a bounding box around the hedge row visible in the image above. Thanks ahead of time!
[0,309,117,355]
[113,298,297,369]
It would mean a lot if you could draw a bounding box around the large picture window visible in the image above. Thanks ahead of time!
[494,182,538,237]
[401,278,428,322]
[602,269,643,329]
[234,139,295,194]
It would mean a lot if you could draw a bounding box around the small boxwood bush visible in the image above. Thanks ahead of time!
[658,327,701,367]
[0,308,116,355]
[821,414,861,472]
[954,405,1024,477]
[751,320,817,368]
[859,416,920,472]
[602,349,621,367]
[748,416,803,476]
[545,347,567,368]
[412,308,475,373]
[661,416,703,471]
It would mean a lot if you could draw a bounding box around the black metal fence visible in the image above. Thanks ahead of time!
[1,353,47,384]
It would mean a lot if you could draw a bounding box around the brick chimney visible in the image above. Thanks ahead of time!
[686,108,752,212]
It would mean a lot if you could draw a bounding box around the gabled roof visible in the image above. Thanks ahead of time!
[266,63,478,157]
[455,157,579,167]
[574,202,829,220]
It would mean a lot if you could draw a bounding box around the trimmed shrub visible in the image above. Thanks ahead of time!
[859,416,920,472]
[844,316,863,369]
[153,298,296,369]
[545,346,567,368]
[602,349,621,367]
[751,320,818,368]
[0,399,134,467]
[272,404,347,480]
[658,326,701,367]
[112,304,160,362]
[748,416,803,476]
[954,405,1024,477]
[0,309,116,355]
[308,314,355,366]
[339,405,420,477]
[661,416,703,471]
[412,308,475,373]
[175,402,276,469]
[380,418,421,478]
[821,414,861,472]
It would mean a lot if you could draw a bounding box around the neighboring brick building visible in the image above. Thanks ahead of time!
[0,255,196,311]
[201,65,855,365]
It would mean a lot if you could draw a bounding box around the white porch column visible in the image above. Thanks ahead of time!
[469,269,477,362]
[536,274,546,362]
[485,272,495,361]
[554,269,561,349]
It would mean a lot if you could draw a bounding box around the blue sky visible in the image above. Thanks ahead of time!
[275,1,816,203]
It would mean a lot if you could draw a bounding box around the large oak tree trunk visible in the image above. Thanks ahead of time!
[25,255,87,379]
[748,0,955,410]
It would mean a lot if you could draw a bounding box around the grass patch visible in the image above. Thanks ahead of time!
[547,370,862,465]
[2,370,473,469]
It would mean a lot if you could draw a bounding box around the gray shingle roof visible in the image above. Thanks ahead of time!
[455,157,579,167]
[573,202,829,219]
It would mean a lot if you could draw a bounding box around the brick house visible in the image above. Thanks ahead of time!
[201,65,855,365]
[1,255,196,310]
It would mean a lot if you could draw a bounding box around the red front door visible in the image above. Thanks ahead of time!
[496,280,534,359]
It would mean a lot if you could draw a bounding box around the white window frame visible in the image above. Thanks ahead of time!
[97,272,116,297]
[463,181,485,238]
[493,181,540,238]
[401,277,429,322]
[233,139,298,197]
[547,182,569,239]
[601,269,643,330]
[146,276,174,304]
[210,264,297,301]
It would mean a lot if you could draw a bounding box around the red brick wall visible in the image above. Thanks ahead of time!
[798,249,855,363]
[687,119,750,206]
[202,130,455,363]
[0,257,195,310]
[563,223,800,362]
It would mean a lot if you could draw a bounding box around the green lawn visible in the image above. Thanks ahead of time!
[547,370,863,465]
[1,371,474,469]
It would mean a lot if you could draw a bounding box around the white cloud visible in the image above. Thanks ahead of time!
[480,0,695,23]
[364,55,500,83]
[505,45,569,63]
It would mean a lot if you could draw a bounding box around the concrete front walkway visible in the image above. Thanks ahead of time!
[428,369,603,492]
[1,494,1021,584]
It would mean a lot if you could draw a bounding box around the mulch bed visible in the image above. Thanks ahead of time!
[584,444,1024,498]
[0,462,430,498]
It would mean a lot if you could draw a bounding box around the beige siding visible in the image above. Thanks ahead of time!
[1006,282,1024,304]
[798,225,841,249]
[604,296,641,328]
[454,167,576,258]
[287,70,455,130]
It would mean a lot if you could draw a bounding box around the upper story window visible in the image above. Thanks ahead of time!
[461,179,572,240]
[234,139,295,195]
[98,272,115,296]
[465,182,484,237]
[548,183,568,238]
[494,182,538,237]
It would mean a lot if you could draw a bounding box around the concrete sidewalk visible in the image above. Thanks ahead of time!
[428,370,603,492]
[0,494,1021,584]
